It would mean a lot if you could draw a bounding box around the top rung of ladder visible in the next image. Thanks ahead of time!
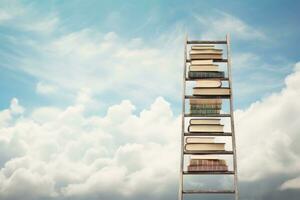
[187,40,227,45]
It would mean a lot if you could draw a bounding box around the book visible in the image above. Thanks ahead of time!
[188,124,224,132]
[190,99,222,105]
[193,88,230,96]
[187,165,228,172]
[190,119,221,125]
[191,45,215,50]
[189,158,226,166]
[190,104,222,110]
[189,65,219,72]
[190,109,220,116]
[190,54,222,60]
[190,49,222,55]
[185,143,225,151]
[195,80,222,88]
[189,71,224,79]
[190,60,213,65]
[185,137,215,143]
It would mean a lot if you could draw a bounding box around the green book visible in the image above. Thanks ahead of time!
[190,104,222,110]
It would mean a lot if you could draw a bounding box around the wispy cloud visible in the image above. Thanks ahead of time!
[194,11,266,40]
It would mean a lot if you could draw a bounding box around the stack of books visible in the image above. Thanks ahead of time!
[187,158,228,172]
[188,119,224,133]
[184,44,230,173]
[190,98,222,116]
[185,136,228,172]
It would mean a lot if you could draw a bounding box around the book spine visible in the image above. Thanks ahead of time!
[187,165,228,172]
[188,71,225,78]
[190,104,222,109]
[190,109,220,115]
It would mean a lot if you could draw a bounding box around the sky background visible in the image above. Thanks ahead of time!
[1,0,300,200]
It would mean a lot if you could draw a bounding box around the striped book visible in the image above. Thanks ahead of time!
[189,71,225,79]
[190,109,220,116]
[190,104,222,110]
[188,165,228,172]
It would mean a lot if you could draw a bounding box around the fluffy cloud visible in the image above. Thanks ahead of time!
[236,62,300,181]
[0,94,180,200]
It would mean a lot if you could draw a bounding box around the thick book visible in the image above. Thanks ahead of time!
[190,99,222,105]
[189,65,219,72]
[189,71,225,79]
[190,104,222,110]
[195,80,222,88]
[193,88,230,96]
[191,45,215,50]
[190,60,213,65]
[185,137,215,143]
[190,119,221,125]
[185,143,225,151]
[190,49,222,55]
[190,54,222,60]
[188,124,224,132]
[190,158,226,166]
[187,165,228,172]
[190,109,220,116]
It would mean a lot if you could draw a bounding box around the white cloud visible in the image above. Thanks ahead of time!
[2,61,300,198]
[36,82,58,95]
[194,11,266,40]
[11,29,184,109]
[0,0,58,33]
[0,94,180,199]
[280,176,300,190]
[236,62,300,181]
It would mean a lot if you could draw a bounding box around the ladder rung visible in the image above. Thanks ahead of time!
[185,78,229,81]
[187,40,227,44]
[187,59,228,63]
[183,171,235,175]
[183,189,235,194]
[184,132,232,136]
[184,114,231,117]
[184,151,234,155]
[185,95,231,99]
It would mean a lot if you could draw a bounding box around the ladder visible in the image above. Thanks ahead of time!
[178,34,239,200]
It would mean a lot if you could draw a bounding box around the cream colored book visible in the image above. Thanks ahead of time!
[190,49,222,55]
[191,45,215,50]
[189,65,219,72]
[190,54,222,60]
[195,80,222,88]
[193,88,230,95]
[185,137,215,143]
[190,98,222,105]
[188,124,224,132]
[185,143,225,151]
[190,119,221,125]
[190,60,213,65]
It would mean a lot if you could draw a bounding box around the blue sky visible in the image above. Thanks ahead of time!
[1,1,300,200]
[1,0,300,112]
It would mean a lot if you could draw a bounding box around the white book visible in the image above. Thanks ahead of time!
[195,80,222,88]
[190,119,221,125]
[185,137,215,143]
[185,143,225,151]
[193,88,230,96]
[191,45,215,50]
[189,124,224,133]
[190,49,222,55]
[190,98,222,105]
[190,54,222,60]
[189,65,219,72]
[191,60,213,65]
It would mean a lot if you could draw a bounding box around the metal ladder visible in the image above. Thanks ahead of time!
[178,34,239,200]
